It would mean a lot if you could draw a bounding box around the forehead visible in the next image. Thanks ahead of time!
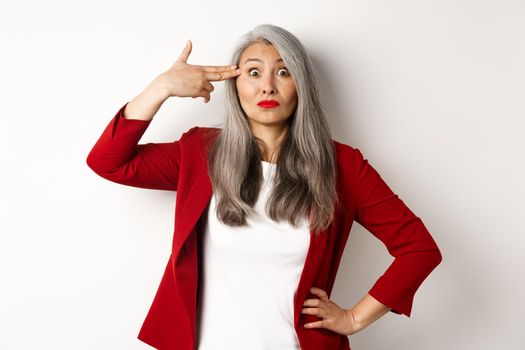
[240,42,283,64]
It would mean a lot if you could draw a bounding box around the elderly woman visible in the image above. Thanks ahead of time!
[86,24,442,350]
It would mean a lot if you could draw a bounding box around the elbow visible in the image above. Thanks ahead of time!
[86,153,93,169]
[85,152,99,174]
[411,246,443,272]
[428,247,443,270]
[85,152,126,182]
[85,151,108,176]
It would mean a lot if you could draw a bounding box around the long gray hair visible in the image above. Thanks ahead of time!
[205,23,339,235]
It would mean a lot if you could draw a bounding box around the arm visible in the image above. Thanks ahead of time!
[352,147,443,318]
[347,293,392,333]
[86,84,198,191]
[86,40,240,190]
[122,80,168,121]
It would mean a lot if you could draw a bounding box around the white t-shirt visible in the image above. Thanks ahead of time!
[196,160,311,350]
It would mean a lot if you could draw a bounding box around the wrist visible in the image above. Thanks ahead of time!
[124,82,168,121]
[345,308,363,335]
[145,78,170,102]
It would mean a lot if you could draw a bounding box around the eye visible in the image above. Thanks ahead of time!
[278,68,290,76]
[247,67,290,77]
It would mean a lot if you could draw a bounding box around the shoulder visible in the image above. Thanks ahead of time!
[331,139,373,181]
[332,139,363,162]
[178,126,221,144]
[177,127,222,164]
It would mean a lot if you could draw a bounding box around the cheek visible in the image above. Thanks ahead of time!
[237,80,256,99]
[236,82,246,100]
[236,83,251,109]
[291,87,298,99]
[282,80,296,95]
[285,86,298,105]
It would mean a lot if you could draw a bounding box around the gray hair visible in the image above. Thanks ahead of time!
[206,23,339,235]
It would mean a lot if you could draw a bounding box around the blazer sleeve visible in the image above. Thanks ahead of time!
[86,102,199,191]
[352,147,443,317]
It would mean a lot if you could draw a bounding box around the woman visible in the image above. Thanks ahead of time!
[86,24,442,350]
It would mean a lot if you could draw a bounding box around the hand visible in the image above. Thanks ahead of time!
[153,40,241,103]
[302,287,361,336]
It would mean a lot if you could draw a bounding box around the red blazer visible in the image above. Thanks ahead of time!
[86,102,442,350]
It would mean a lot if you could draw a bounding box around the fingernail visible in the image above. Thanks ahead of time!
[235,68,241,73]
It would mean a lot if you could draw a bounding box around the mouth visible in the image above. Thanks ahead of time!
[257,100,280,108]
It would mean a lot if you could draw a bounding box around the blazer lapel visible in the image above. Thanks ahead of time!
[172,163,212,265]
[293,226,328,327]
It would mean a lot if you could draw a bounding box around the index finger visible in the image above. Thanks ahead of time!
[206,69,241,82]
[201,64,237,73]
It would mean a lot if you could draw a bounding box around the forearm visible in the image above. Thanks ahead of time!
[123,78,169,121]
[349,293,392,332]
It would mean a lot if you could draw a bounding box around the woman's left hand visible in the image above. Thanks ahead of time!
[302,287,360,336]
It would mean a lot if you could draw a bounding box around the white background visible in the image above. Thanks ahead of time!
[1,0,524,349]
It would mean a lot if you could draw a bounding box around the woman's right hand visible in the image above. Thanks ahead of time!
[153,40,241,103]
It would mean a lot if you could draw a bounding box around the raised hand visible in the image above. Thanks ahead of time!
[153,40,241,103]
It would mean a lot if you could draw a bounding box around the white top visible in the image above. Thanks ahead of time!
[196,161,311,350]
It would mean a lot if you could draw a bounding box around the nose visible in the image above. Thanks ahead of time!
[261,71,277,95]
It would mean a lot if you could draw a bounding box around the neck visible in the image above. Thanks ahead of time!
[249,122,289,163]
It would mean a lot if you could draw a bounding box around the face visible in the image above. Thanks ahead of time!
[235,42,298,129]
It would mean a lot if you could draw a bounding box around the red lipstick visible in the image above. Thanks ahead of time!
[257,100,280,108]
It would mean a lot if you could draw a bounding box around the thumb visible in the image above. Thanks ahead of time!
[175,39,192,64]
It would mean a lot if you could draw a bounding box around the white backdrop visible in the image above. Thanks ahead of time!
[1,0,524,349]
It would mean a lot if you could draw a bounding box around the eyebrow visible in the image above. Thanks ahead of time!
[243,58,284,64]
